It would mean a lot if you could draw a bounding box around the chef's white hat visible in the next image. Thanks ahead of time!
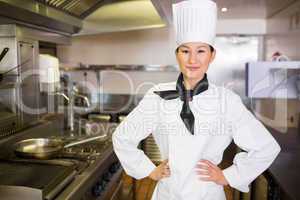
[172,0,217,48]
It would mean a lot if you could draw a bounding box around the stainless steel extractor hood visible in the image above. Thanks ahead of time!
[34,0,118,19]
[0,0,170,35]
[78,0,167,35]
[0,0,116,35]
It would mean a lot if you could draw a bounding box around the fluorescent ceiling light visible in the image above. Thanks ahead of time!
[221,7,228,12]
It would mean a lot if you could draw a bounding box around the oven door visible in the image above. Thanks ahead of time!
[0,160,76,200]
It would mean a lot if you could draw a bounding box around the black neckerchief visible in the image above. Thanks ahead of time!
[154,73,209,135]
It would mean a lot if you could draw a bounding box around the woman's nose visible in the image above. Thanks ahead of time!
[188,52,197,64]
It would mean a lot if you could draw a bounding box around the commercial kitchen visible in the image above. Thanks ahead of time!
[0,0,300,200]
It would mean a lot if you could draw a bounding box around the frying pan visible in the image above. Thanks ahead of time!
[14,134,107,159]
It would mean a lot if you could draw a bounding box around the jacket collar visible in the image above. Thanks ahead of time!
[154,73,209,101]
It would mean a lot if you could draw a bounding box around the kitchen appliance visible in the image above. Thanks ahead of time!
[0,0,82,34]
[0,159,76,200]
[0,40,19,139]
[14,134,107,159]
[0,24,71,139]
[0,120,122,200]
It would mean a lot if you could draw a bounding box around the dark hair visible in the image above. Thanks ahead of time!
[175,45,215,53]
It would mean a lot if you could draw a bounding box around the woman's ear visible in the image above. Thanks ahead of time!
[210,49,216,63]
[175,49,180,61]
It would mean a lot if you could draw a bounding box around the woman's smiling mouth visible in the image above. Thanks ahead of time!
[186,66,200,71]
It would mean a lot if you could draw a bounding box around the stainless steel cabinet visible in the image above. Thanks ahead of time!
[18,41,41,126]
[0,24,61,135]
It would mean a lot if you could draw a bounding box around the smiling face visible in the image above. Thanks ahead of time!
[176,42,216,86]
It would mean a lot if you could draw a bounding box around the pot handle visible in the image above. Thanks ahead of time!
[64,134,107,148]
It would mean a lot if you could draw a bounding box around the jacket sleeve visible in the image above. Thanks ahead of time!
[222,92,281,192]
[112,87,160,180]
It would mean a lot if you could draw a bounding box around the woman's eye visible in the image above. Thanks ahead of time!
[198,50,205,53]
[181,50,189,54]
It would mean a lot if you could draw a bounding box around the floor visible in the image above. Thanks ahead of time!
[117,173,234,200]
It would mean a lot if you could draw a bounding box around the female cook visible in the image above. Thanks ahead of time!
[112,0,281,199]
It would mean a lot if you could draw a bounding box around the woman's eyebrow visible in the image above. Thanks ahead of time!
[180,45,208,49]
[179,45,189,49]
[196,45,208,48]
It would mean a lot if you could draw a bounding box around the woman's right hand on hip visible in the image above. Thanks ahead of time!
[148,159,170,181]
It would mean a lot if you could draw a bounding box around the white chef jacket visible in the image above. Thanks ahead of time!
[112,81,281,200]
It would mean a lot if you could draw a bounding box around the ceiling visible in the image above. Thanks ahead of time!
[76,0,300,35]
[215,0,298,19]
[171,0,299,19]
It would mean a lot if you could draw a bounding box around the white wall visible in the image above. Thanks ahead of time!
[264,34,300,61]
[57,27,177,66]
[57,17,267,66]
[217,19,266,35]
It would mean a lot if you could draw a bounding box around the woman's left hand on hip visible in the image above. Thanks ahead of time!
[195,159,229,186]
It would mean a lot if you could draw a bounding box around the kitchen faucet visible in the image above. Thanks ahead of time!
[54,84,91,133]
[68,84,91,132]
[54,92,70,102]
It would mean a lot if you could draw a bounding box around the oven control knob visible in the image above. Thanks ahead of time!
[92,182,103,197]
[103,172,112,181]
[109,163,120,173]
[101,179,108,188]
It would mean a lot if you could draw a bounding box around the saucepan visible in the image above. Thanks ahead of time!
[14,134,107,159]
